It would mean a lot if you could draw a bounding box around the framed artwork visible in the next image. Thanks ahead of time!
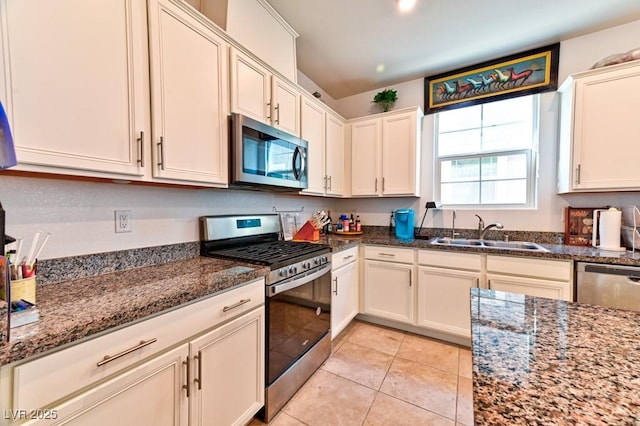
[565,207,604,246]
[424,43,560,114]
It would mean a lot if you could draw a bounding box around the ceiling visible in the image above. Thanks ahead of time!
[267,0,640,99]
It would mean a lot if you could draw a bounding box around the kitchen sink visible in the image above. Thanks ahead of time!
[430,237,548,252]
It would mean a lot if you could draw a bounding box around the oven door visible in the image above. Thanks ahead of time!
[265,263,331,386]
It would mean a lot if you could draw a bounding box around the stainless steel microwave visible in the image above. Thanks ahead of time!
[230,113,308,191]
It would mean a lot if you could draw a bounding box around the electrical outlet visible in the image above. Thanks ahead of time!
[115,210,132,233]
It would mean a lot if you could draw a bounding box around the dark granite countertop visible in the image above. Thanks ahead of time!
[0,257,269,367]
[471,288,640,425]
[324,232,640,266]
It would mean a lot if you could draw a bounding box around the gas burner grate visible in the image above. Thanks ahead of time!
[209,241,326,266]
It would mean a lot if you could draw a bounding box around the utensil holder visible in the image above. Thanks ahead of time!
[0,276,36,303]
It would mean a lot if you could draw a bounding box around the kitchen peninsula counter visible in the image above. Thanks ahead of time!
[0,257,269,367]
[471,288,640,425]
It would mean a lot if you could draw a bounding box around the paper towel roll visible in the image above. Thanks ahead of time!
[594,207,625,251]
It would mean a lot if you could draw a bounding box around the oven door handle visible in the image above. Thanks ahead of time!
[268,264,331,297]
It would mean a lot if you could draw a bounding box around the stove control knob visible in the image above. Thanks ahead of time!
[314,258,320,266]
[278,269,287,277]
[302,261,311,269]
[321,256,328,264]
[288,266,298,275]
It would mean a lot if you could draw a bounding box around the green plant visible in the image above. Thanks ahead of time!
[372,88,398,112]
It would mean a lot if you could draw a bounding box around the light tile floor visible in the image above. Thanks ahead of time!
[251,320,473,426]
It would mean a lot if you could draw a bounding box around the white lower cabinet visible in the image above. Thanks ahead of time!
[486,255,573,301]
[416,251,482,339]
[363,246,414,324]
[417,267,480,338]
[189,307,264,426]
[24,344,189,426]
[1,279,265,426]
[331,247,359,339]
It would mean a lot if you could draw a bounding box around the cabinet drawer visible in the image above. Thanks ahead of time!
[486,256,571,281]
[418,250,482,271]
[364,245,414,264]
[12,278,264,411]
[332,246,358,270]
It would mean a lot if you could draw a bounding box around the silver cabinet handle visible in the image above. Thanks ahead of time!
[157,136,165,170]
[137,131,144,167]
[223,298,251,312]
[97,338,157,367]
[183,357,190,398]
[409,269,412,287]
[333,276,338,295]
[194,350,202,390]
[267,102,271,120]
[275,103,280,124]
[324,175,328,191]
[575,164,581,185]
[382,177,386,192]
[375,178,378,192]
[328,175,332,191]
[378,252,396,257]
[343,254,354,260]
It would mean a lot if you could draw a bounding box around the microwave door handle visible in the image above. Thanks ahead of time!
[292,146,303,180]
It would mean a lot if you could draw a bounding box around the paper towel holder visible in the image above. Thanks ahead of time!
[415,201,441,240]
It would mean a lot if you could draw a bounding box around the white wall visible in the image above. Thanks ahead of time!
[2,175,334,259]
[330,19,640,233]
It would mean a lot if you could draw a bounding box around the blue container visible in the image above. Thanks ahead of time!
[394,209,415,240]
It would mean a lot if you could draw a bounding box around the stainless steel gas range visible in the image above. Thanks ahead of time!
[199,214,331,422]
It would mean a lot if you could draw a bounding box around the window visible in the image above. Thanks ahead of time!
[434,95,539,207]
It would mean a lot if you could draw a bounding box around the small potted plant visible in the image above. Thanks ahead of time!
[372,88,398,112]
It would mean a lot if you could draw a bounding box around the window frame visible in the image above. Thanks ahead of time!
[433,95,539,209]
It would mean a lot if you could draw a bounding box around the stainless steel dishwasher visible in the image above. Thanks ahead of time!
[577,262,640,311]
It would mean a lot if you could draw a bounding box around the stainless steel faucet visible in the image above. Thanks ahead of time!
[476,214,504,239]
[451,210,459,238]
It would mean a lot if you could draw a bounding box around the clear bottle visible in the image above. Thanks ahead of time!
[336,215,343,232]
[343,215,350,232]
[349,214,355,231]
[356,215,362,232]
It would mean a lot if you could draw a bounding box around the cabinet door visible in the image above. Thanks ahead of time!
[571,64,640,190]
[148,0,229,184]
[350,119,381,196]
[331,261,358,339]
[363,260,413,323]
[417,266,479,338]
[190,307,265,426]
[27,345,189,426]
[271,76,300,136]
[4,0,148,176]
[487,274,571,301]
[325,112,345,196]
[229,48,270,124]
[300,95,326,195]
[381,111,419,196]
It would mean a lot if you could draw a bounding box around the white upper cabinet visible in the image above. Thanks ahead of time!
[325,111,345,196]
[230,48,300,135]
[2,0,149,177]
[350,107,422,197]
[300,94,346,197]
[148,0,229,185]
[557,60,640,193]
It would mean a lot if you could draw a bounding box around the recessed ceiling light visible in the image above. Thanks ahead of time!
[396,0,416,12]
[376,64,386,73]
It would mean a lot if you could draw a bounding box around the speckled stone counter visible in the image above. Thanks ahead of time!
[471,288,640,425]
[323,231,640,266]
[0,257,269,367]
